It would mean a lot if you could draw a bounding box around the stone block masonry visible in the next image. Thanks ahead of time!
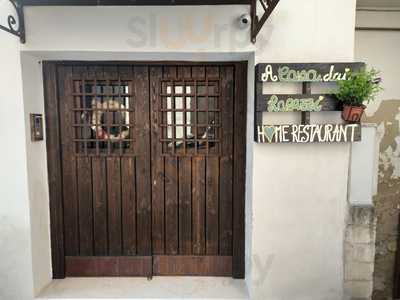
[344,206,377,300]
[363,100,400,300]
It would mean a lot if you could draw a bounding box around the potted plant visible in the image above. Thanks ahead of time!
[335,68,382,123]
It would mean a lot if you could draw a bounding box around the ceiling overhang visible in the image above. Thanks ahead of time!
[21,0,252,5]
[1,0,280,44]
[357,0,400,9]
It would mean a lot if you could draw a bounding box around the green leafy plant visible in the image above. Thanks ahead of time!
[336,69,382,106]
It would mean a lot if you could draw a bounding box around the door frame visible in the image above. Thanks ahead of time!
[43,61,247,279]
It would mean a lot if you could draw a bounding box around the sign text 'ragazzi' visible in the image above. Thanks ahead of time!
[258,94,342,112]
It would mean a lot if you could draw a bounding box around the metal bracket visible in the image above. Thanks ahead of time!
[0,0,25,43]
[251,0,280,43]
[0,0,279,44]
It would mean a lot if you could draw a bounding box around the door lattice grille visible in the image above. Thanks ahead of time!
[160,79,221,156]
[72,79,135,156]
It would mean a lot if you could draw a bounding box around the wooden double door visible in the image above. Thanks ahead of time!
[44,62,246,278]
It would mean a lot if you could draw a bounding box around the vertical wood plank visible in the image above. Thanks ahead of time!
[77,157,94,256]
[206,157,219,255]
[206,66,219,79]
[219,176,233,256]
[301,82,312,124]
[58,65,80,256]
[107,157,122,255]
[178,66,193,255]
[165,157,178,255]
[179,157,192,254]
[254,82,263,141]
[92,157,108,255]
[150,66,165,255]
[164,66,179,255]
[134,66,152,255]
[43,62,65,278]
[192,157,206,255]
[94,65,104,78]
[177,66,192,79]
[73,65,87,79]
[103,65,119,79]
[233,62,247,278]
[219,66,234,255]
[121,157,137,255]
[192,66,206,80]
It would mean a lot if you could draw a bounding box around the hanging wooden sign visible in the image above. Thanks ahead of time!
[254,62,365,143]
[256,63,365,83]
[256,124,361,143]
[256,94,342,112]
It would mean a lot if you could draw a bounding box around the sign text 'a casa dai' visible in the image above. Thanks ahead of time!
[256,63,365,82]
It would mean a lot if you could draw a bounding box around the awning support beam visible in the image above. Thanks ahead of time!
[0,0,25,43]
[251,0,280,43]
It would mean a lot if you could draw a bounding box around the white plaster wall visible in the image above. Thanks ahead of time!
[250,1,356,299]
[348,125,379,206]
[255,1,356,62]
[22,5,254,53]
[245,53,255,291]
[20,53,53,296]
[0,22,35,300]
[0,1,358,299]
[355,25,400,116]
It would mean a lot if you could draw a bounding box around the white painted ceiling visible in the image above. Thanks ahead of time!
[357,0,400,9]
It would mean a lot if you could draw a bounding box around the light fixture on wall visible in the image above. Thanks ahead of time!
[238,14,251,29]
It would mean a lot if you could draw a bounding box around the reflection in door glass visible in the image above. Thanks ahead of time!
[161,81,221,155]
[73,80,135,156]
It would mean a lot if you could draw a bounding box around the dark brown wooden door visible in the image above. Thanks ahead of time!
[44,62,246,279]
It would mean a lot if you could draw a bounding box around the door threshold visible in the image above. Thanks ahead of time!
[36,277,249,300]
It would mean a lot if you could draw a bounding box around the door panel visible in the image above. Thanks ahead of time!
[92,157,108,255]
[57,65,152,276]
[149,65,236,275]
[65,256,152,277]
[45,62,246,278]
[192,157,206,255]
[58,65,79,256]
[153,256,232,276]
[121,157,137,255]
[133,66,152,256]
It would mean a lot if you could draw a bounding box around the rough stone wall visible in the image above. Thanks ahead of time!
[345,206,377,300]
[363,100,400,300]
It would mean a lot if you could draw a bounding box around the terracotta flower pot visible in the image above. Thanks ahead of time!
[342,104,366,123]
